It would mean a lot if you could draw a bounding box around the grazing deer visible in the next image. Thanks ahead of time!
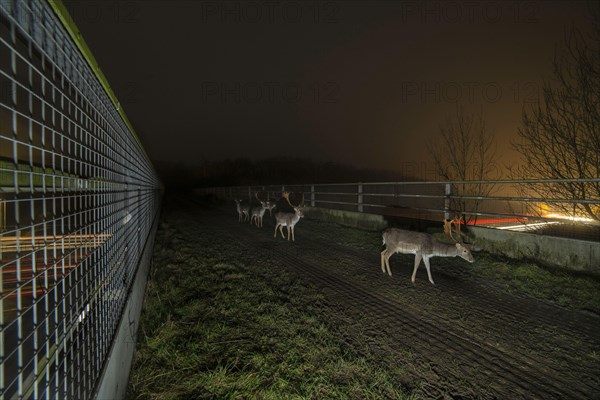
[274,192,304,241]
[250,193,271,227]
[380,228,474,285]
[234,199,250,222]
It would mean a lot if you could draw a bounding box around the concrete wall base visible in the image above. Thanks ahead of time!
[468,225,599,273]
[93,215,160,400]
[304,207,388,231]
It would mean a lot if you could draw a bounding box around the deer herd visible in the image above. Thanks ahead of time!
[233,193,474,286]
[235,192,305,241]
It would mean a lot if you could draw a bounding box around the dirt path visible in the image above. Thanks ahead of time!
[169,195,600,399]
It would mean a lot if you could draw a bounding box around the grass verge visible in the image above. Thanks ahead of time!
[127,217,415,399]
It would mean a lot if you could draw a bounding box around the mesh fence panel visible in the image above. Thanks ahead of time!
[1,1,161,398]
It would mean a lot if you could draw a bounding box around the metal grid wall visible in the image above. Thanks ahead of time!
[0,1,161,399]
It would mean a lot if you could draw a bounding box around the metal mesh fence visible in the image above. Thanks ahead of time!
[0,1,162,398]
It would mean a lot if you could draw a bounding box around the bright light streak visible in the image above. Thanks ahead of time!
[497,221,560,231]
[545,213,595,223]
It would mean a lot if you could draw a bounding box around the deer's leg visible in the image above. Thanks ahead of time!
[423,256,435,285]
[386,252,394,276]
[274,223,280,238]
[411,253,422,284]
[291,226,295,242]
[381,249,393,276]
[279,224,285,239]
[380,249,387,273]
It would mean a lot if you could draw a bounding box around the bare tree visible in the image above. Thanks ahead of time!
[428,106,499,224]
[513,10,600,221]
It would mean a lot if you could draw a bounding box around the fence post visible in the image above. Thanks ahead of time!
[282,185,285,196]
[444,182,451,220]
[310,185,315,207]
[358,183,363,212]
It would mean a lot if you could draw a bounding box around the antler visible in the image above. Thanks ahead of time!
[283,191,304,208]
[282,191,293,208]
[452,215,461,242]
[443,214,464,243]
[443,218,453,237]
[255,192,264,203]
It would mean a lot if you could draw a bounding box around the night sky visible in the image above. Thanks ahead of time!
[65,1,595,178]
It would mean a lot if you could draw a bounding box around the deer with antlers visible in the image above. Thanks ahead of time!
[274,192,305,241]
[250,192,271,227]
[380,225,474,285]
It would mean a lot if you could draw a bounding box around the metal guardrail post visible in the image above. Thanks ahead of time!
[444,182,451,220]
[311,185,315,207]
[358,183,363,212]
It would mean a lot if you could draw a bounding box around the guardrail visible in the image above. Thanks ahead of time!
[1,1,162,399]
[200,178,600,241]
